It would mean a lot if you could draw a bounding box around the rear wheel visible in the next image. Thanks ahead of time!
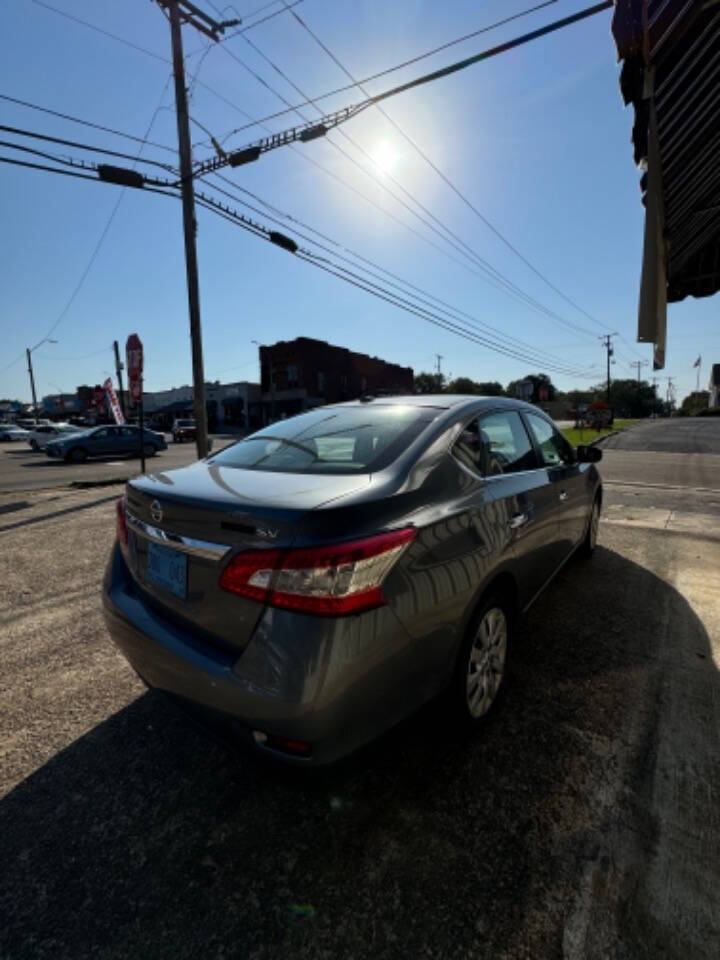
[452,595,510,725]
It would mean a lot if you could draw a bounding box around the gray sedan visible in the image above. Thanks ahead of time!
[103,396,602,765]
[46,424,167,462]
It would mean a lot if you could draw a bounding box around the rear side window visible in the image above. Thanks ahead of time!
[525,413,574,467]
[453,411,537,476]
[208,405,434,474]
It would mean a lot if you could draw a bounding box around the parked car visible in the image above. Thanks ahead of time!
[45,424,167,462]
[172,419,197,443]
[28,423,82,451]
[0,424,30,441]
[103,396,603,766]
[16,418,53,430]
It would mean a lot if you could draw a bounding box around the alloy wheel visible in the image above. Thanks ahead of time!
[466,606,507,719]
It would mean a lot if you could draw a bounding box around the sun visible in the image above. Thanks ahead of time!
[370,140,398,175]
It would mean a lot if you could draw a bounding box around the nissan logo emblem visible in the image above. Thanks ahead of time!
[150,500,163,524]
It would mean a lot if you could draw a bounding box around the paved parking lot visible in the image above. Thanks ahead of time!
[0,435,237,494]
[1,440,719,959]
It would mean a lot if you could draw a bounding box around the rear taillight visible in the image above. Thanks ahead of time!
[219,528,416,616]
[116,495,128,546]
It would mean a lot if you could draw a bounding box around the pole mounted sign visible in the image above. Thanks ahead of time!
[126,333,147,473]
[126,333,143,405]
[103,378,125,425]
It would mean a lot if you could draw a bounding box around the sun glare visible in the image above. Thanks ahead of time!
[371,140,398,175]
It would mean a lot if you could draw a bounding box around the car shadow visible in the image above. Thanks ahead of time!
[1,546,718,959]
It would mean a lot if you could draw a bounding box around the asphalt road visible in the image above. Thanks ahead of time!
[2,456,719,957]
[603,416,720,454]
[0,434,237,493]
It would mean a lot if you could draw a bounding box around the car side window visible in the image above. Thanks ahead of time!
[120,427,136,437]
[478,411,537,475]
[95,429,108,438]
[452,411,537,476]
[526,413,574,467]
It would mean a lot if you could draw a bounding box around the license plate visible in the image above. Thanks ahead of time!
[146,540,187,599]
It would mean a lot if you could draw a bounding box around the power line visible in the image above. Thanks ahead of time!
[0,125,178,172]
[210,21,600,340]
[0,93,177,155]
[203,172,597,374]
[282,0,610,332]
[31,77,174,344]
[5,149,598,378]
[217,1,611,141]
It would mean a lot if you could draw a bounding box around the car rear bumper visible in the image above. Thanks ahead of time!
[102,543,429,765]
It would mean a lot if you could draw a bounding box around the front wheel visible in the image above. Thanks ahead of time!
[30,439,38,451]
[452,596,510,726]
[143,443,156,457]
[68,447,88,463]
[580,496,601,557]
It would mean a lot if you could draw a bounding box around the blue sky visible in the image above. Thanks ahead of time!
[1,0,717,406]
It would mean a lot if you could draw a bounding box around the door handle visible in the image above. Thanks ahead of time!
[558,491,568,501]
[508,512,530,529]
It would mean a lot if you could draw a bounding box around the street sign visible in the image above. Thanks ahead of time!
[126,333,143,405]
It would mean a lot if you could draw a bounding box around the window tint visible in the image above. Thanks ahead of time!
[120,426,137,437]
[94,429,108,438]
[526,413,574,467]
[452,411,536,476]
[209,405,434,474]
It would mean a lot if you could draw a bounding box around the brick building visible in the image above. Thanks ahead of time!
[258,337,413,422]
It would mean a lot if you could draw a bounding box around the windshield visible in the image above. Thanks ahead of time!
[208,405,434,474]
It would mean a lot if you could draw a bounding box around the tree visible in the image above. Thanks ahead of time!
[590,378,656,418]
[445,377,504,396]
[505,373,557,402]
[414,371,444,393]
[678,391,710,417]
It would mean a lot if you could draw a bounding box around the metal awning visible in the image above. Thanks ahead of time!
[612,0,720,368]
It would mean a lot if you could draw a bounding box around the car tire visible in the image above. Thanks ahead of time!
[451,593,511,727]
[579,495,601,558]
[68,447,88,463]
[144,443,156,457]
[30,439,38,451]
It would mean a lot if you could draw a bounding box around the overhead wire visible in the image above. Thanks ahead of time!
[281,0,612,332]
[5,150,598,378]
[209,20,600,340]
[0,125,177,172]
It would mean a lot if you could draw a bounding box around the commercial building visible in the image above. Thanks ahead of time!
[141,381,262,431]
[258,337,414,422]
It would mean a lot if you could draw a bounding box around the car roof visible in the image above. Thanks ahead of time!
[330,394,543,414]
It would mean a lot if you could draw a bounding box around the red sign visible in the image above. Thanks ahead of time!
[538,384,549,403]
[126,333,143,404]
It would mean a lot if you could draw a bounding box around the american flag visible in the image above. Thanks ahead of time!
[693,355,701,368]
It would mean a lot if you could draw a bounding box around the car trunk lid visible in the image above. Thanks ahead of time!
[123,461,370,655]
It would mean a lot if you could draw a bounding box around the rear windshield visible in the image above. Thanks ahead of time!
[208,405,434,474]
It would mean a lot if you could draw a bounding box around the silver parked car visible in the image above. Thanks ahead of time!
[103,396,602,765]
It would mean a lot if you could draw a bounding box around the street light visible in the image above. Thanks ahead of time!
[251,339,275,422]
[26,338,58,419]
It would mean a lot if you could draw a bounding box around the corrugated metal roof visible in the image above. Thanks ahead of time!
[613,0,720,302]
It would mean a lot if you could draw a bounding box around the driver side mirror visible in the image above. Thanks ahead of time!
[576,444,602,463]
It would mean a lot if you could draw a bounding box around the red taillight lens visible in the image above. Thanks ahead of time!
[115,495,128,546]
[219,528,416,616]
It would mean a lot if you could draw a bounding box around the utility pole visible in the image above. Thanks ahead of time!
[651,376,658,418]
[113,340,126,418]
[26,337,57,420]
[599,333,618,407]
[630,359,649,386]
[157,1,238,458]
[666,376,675,408]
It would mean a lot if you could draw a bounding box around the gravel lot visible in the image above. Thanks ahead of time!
[1,475,719,959]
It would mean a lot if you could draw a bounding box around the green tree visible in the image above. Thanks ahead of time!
[591,378,656,417]
[678,391,710,417]
[505,373,557,402]
[445,377,504,396]
[414,371,444,393]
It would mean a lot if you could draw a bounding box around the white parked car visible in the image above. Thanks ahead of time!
[0,424,30,442]
[28,423,82,451]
